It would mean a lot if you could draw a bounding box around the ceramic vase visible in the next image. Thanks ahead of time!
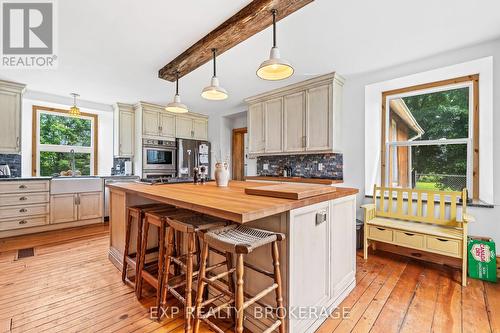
[215,162,229,187]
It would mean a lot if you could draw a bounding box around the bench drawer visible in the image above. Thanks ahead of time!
[394,231,424,249]
[0,215,49,231]
[0,204,49,219]
[0,192,49,207]
[368,226,393,242]
[426,236,462,257]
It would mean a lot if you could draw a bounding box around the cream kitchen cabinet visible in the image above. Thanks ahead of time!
[137,102,176,140]
[113,103,135,157]
[175,115,208,140]
[0,80,25,153]
[245,72,344,156]
[248,102,265,154]
[50,192,103,224]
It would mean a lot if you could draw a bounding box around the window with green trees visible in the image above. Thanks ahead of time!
[35,108,97,176]
[383,77,477,196]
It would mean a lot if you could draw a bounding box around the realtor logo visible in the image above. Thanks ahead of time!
[1,0,57,68]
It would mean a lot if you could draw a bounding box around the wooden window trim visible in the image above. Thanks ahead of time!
[32,105,99,176]
[380,74,479,199]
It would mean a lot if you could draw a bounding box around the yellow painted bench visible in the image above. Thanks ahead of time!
[362,186,475,286]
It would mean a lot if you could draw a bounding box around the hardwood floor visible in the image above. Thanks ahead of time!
[0,225,498,333]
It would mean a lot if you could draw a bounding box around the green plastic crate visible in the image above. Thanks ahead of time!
[468,236,497,282]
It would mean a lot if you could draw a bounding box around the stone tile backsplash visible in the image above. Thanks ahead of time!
[0,154,21,177]
[256,153,343,179]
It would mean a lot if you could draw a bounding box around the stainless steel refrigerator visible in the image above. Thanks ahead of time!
[176,139,211,178]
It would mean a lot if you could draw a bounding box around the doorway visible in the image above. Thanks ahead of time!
[232,127,247,180]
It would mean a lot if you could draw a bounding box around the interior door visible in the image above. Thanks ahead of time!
[142,110,159,137]
[284,91,306,152]
[306,84,331,151]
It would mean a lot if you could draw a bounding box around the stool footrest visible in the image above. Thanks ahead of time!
[200,293,227,308]
[244,262,274,278]
[207,268,236,282]
[263,320,282,333]
[199,317,225,333]
[243,283,278,310]
[202,278,234,298]
[168,286,186,305]
[200,299,234,320]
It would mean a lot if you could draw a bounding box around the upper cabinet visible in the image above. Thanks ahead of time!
[0,80,25,153]
[113,103,135,157]
[176,115,208,141]
[136,102,176,140]
[245,72,344,156]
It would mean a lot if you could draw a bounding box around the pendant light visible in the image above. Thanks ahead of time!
[165,71,189,113]
[201,48,228,100]
[69,93,81,117]
[257,9,294,81]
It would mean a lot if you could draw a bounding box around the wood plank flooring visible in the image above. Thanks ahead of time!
[0,225,498,333]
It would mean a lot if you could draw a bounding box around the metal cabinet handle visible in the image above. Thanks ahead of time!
[404,232,415,236]
[316,210,327,225]
[376,227,386,231]
[19,196,27,201]
[16,137,20,148]
[19,208,27,213]
[19,220,27,225]
[19,184,27,189]
[436,238,449,242]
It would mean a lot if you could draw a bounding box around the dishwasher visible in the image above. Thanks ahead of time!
[103,176,140,220]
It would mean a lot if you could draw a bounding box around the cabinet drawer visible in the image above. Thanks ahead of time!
[0,215,48,231]
[0,181,49,194]
[426,236,462,257]
[394,231,424,249]
[368,226,393,242]
[0,204,49,219]
[0,192,49,207]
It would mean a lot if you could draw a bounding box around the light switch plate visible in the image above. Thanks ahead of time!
[263,163,269,170]
[318,163,324,171]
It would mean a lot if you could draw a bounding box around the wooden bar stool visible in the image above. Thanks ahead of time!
[136,208,192,312]
[193,225,286,333]
[160,213,229,332]
[121,203,171,292]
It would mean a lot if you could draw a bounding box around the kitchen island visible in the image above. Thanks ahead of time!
[108,180,358,333]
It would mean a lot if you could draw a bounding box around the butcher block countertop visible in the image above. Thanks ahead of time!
[108,180,357,223]
[245,176,343,185]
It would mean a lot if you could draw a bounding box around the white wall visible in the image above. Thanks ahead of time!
[21,91,114,177]
[341,38,500,242]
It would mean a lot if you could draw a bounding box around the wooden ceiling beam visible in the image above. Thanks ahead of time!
[158,0,314,82]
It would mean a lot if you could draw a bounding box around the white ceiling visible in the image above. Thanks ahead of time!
[2,0,500,114]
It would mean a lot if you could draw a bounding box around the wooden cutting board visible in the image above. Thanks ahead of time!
[245,184,336,200]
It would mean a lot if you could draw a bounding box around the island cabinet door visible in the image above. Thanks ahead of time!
[288,201,332,333]
[330,195,357,300]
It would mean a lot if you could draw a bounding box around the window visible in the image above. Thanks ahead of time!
[32,106,98,176]
[381,75,479,198]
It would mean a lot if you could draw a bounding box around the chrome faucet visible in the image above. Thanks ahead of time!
[70,149,76,176]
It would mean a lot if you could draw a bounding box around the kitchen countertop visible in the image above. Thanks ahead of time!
[107,180,358,223]
[245,175,343,185]
[0,176,53,181]
[0,175,138,181]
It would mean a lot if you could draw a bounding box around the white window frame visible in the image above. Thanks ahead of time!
[384,81,474,194]
[35,110,96,176]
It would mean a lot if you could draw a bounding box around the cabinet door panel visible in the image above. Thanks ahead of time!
[264,98,283,153]
[284,92,305,152]
[50,194,77,224]
[176,116,193,139]
[160,113,175,138]
[119,110,134,156]
[289,202,331,332]
[0,90,20,152]
[331,196,356,298]
[193,119,208,140]
[78,192,103,220]
[248,103,265,154]
[306,84,331,151]
[142,110,159,137]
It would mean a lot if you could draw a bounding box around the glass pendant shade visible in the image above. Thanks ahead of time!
[166,72,188,113]
[202,76,228,100]
[257,9,294,81]
[202,48,228,100]
[69,93,81,117]
[257,46,294,80]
